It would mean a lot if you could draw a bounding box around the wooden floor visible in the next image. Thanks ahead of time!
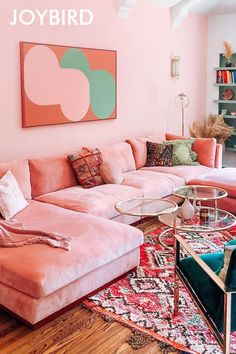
[0,306,176,354]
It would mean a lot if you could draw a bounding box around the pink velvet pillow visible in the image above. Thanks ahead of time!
[0,170,28,219]
[100,162,124,184]
[165,133,217,168]
[100,142,136,173]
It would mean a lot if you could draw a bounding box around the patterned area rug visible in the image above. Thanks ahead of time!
[84,222,236,354]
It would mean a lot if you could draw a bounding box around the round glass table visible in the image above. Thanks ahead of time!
[173,185,227,208]
[159,207,236,233]
[115,198,178,218]
[157,185,230,249]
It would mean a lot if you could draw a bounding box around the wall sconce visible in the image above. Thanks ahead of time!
[171,56,180,79]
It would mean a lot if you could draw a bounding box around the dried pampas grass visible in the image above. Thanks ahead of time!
[190,114,234,145]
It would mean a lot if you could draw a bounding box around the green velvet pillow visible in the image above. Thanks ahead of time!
[163,139,199,166]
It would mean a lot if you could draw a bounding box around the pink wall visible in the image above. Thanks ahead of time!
[0,0,208,162]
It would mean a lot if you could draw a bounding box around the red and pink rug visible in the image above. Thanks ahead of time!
[84,223,236,354]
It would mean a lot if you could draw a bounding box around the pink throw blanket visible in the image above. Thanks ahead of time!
[0,221,71,250]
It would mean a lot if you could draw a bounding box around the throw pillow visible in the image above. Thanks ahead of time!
[68,148,103,189]
[164,139,199,166]
[217,239,236,289]
[165,134,217,168]
[99,162,124,184]
[0,170,29,219]
[145,142,173,167]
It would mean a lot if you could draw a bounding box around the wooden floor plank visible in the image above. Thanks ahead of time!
[0,306,171,354]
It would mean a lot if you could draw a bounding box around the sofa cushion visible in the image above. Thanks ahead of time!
[100,142,136,172]
[0,170,28,219]
[29,155,77,198]
[163,139,198,166]
[126,133,166,169]
[122,170,184,197]
[145,142,173,167]
[0,201,143,298]
[100,162,124,184]
[165,134,217,168]
[68,148,103,188]
[0,159,31,200]
[35,184,142,219]
[140,165,212,183]
[188,168,236,198]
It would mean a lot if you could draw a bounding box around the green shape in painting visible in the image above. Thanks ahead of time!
[60,49,115,119]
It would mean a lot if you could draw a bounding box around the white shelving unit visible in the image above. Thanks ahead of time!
[214,53,236,152]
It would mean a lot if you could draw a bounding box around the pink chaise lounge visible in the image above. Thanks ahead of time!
[0,133,226,327]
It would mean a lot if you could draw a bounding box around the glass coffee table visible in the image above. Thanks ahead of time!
[159,207,235,233]
[173,185,227,209]
[115,197,178,219]
[158,185,228,249]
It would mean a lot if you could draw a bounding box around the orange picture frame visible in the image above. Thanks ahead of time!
[20,41,117,127]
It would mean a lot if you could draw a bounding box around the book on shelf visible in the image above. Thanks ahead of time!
[216,70,236,84]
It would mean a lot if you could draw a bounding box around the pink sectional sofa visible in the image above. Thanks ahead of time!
[0,133,223,327]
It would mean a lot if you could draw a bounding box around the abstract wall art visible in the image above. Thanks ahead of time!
[20,42,117,127]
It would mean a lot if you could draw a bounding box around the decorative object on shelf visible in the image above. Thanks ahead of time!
[175,93,189,136]
[171,56,180,79]
[231,112,236,116]
[190,114,234,146]
[222,88,234,100]
[179,197,194,220]
[221,109,228,116]
[20,42,117,127]
[223,41,233,67]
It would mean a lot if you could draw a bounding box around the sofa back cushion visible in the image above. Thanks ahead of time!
[0,159,31,200]
[29,155,77,198]
[126,133,165,169]
[165,133,217,168]
[100,142,136,172]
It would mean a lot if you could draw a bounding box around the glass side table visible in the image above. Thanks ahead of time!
[173,185,227,209]
[115,198,178,218]
[159,185,228,249]
[159,207,235,233]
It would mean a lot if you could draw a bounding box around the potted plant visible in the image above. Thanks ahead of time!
[223,41,233,67]
[190,114,234,148]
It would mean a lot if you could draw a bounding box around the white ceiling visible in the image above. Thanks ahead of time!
[191,0,236,15]
[149,0,236,15]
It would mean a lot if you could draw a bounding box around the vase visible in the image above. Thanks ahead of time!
[226,59,232,67]
[179,197,194,220]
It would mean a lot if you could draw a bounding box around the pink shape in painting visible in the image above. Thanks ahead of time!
[24,45,90,121]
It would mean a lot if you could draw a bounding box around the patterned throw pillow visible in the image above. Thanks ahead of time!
[164,139,199,166]
[145,141,173,167]
[68,148,103,188]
